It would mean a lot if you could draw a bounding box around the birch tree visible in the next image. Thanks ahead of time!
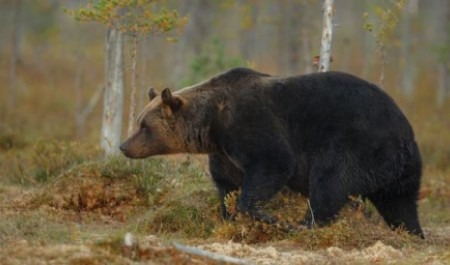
[318,0,334,72]
[102,27,124,156]
[66,0,186,157]
[363,1,405,86]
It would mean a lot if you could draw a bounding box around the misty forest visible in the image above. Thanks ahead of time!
[0,0,449,264]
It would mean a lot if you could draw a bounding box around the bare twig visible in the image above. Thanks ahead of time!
[76,85,104,137]
[307,199,315,232]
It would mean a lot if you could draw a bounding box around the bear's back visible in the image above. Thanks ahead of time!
[267,71,415,151]
[199,68,414,143]
[215,69,415,150]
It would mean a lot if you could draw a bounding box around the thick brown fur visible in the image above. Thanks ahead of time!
[121,68,424,238]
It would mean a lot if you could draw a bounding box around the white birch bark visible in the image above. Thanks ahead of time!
[318,0,334,72]
[101,28,124,157]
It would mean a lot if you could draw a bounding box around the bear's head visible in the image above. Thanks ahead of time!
[120,87,187,158]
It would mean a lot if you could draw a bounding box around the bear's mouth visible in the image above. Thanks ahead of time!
[119,140,172,159]
[119,142,139,158]
[120,148,149,159]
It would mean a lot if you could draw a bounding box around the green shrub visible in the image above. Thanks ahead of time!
[30,140,98,183]
[0,140,99,185]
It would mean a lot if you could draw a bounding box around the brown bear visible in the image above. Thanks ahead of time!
[120,67,424,238]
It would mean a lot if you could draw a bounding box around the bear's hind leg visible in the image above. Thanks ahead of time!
[301,151,350,227]
[301,179,349,228]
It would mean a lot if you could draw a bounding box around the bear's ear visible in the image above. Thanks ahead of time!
[148,87,159,101]
[161,87,183,111]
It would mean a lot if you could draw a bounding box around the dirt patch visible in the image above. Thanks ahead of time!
[1,156,450,264]
[0,240,121,265]
[0,237,227,265]
[46,176,139,222]
[2,233,450,265]
[13,165,146,223]
[197,240,406,265]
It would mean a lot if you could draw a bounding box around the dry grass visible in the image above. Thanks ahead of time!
[1,45,450,264]
[1,149,449,264]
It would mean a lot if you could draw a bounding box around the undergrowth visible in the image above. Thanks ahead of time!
[0,140,449,261]
[1,87,450,252]
[0,140,100,185]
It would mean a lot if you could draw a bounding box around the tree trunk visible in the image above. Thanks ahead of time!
[171,0,212,86]
[276,0,288,73]
[400,0,418,98]
[301,28,313,74]
[138,38,148,110]
[362,29,374,79]
[437,64,450,106]
[238,0,258,62]
[7,0,22,114]
[437,0,450,106]
[127,33,138,137]
[101,28,124,157]
[74,36,86,138]
[318,0,334,72]
[286,0,301,74]
[127,3,139,137]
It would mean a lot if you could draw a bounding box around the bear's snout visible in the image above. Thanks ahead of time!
[119,143,126,152]
[119,142,130,156]
[119,139,149,159]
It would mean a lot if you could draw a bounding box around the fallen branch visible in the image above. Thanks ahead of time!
[76,85,104,137]
[173,242,250,265]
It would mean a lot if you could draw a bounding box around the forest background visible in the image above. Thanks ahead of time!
[0,0,449,145]
[0,0,449,264]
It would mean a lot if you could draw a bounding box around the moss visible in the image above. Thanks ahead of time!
[149,189,219,238]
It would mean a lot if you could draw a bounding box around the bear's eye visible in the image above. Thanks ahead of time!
[140,123,147,131]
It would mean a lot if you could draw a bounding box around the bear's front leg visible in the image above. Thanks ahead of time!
[209,154,244,220]
[236,151,295,224]
[222,109,296,224]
